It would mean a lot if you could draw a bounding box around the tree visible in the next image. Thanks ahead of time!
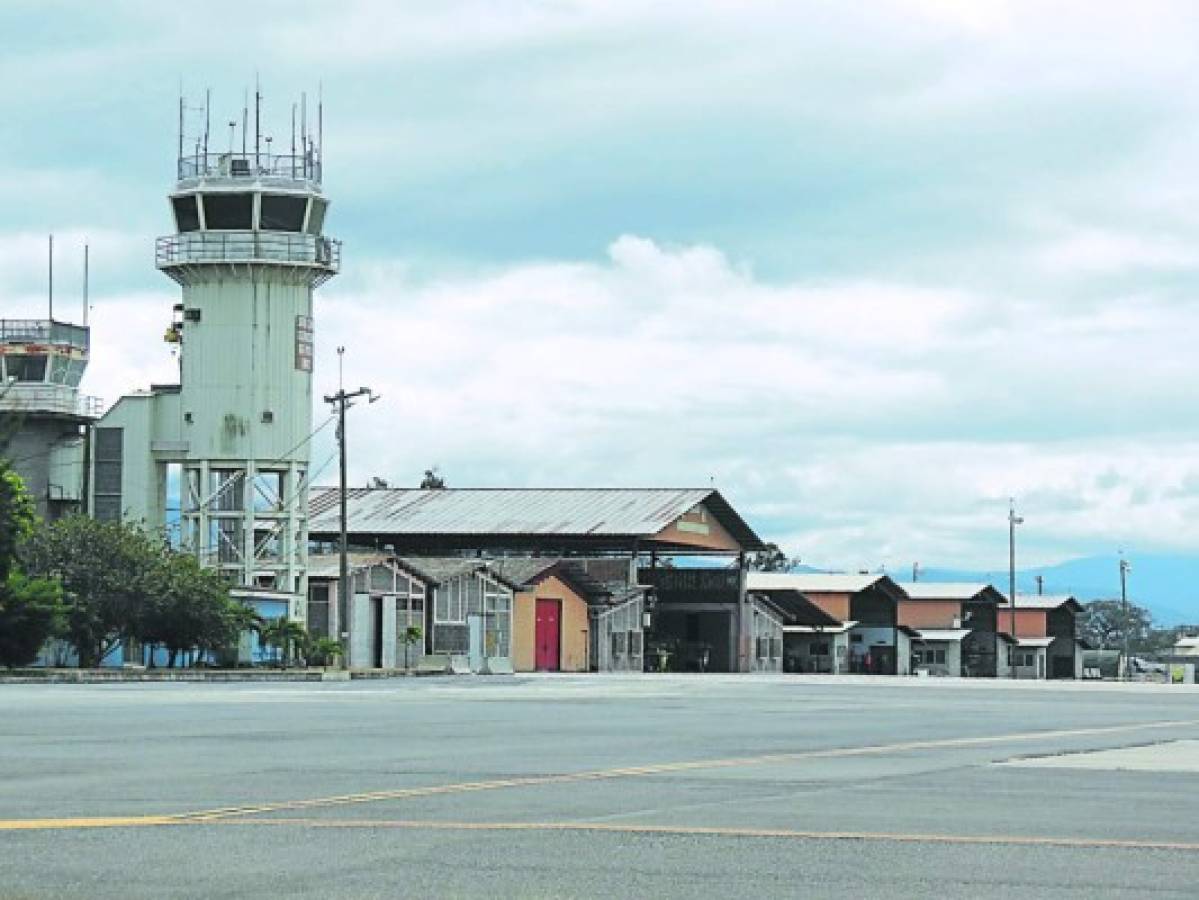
[0,572,64,668]
[140,553,239,668]
[749,542,795,572]
[0,460,35,582]
[21,515,160,667]
[1080,598,1155,653]
[259,618,308,668]
[307,637,343,667]
[419,467,446,489]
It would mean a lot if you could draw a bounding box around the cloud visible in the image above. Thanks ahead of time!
[5,1,1199,574]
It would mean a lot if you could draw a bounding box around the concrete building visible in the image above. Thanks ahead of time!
[998,594,1083,679]
[0,318,101,520]
[747,573,913,674]
[93,95,338,627]
[894,582,1004,677]
[308,487,768,672]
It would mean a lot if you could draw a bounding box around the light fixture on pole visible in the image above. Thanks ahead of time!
[1008,498,1023,678]
[1119,552,1132,681]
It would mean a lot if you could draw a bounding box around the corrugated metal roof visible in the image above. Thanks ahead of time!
[746,573,885,594]
[396,557,494,586]
[308,551,394,579]
[999,594,1079,610]
[749,589,843,627]
[896,582,992,601]
[308,487,762,549]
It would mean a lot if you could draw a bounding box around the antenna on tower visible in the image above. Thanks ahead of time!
[48,234,54,321]
[291,102,297,179]
[254,76,261,171]
[242,89,248,158]
[317,82,323,178]
[301,92,308,179]
[83,243,89,326]
[177,88,185,179]
[203,88,210,162]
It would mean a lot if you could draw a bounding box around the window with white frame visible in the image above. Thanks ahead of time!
[434,579,466,624]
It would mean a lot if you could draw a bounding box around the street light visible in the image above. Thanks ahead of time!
[1008,498,1024,678]
[1120,552,1132,681]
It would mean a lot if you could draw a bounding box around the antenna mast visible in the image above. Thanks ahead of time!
[255,77,261,171]
[242,89,248,158]
[83,244,89,326]
[301,92,307,179]
[203,89,210,162]
[291,102,296,179]
[177,91,184,179]
[48,234,54,320]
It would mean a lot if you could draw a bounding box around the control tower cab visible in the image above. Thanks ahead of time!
[0,318,101,520]
[93,90,338,627]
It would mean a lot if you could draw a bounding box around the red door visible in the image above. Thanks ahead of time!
[535,599,561,671]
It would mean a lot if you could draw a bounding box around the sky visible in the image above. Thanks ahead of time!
[2,0,1199,579]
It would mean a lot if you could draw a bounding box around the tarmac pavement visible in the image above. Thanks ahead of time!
[1,674,1198,898]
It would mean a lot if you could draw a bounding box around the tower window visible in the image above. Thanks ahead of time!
[172,195,200,232]
[4,354,48,382]
[202,193,253,230]
[260,194,308,232]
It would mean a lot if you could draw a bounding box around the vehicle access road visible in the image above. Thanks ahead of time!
[2,674,1198,898]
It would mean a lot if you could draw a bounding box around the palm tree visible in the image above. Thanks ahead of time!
[259,618,308,668]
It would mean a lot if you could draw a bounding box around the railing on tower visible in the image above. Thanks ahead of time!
[0,384,103,419]
[0,319,90,351]
[155,231,340,275]
[177,152,321,184]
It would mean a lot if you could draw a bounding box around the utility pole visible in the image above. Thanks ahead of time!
[1008,498,1023,678]
[1120,552,1132,681]
[323,346,378,666]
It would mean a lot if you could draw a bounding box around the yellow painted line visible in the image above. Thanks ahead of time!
[0,816,179,830]
[4,717,1199,831]
[211,817,1199,852]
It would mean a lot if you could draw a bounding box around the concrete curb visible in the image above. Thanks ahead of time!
[0,668,448,685]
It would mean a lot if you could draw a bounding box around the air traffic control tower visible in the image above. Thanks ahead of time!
[94,91,339,621]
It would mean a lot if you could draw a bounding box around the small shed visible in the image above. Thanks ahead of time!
[397,558,516,674]
[308,552,427,669]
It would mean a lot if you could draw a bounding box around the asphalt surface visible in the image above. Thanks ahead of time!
[2,674,1198,898]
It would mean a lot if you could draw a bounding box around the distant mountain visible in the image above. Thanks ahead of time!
[907,555,1199,626]
[685,554,1199,625]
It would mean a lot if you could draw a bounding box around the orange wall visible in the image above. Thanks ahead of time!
[512,574,591,672]
[651,502,742,552]
[999,608,1048,638]
[898,600,962,629]
[807,592,852,623]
